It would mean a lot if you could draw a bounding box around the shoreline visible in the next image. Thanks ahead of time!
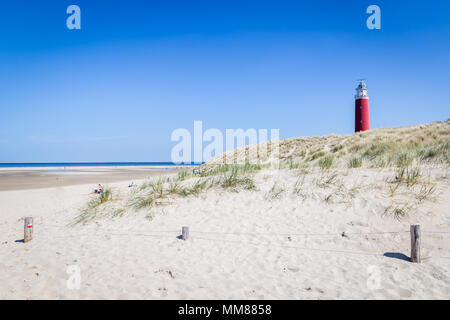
[0,165,187,191]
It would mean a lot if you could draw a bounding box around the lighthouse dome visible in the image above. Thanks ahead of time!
[355,80,369,99]
[356,80,367,89]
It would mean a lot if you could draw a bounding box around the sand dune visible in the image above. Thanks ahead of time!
[0,121,449,299]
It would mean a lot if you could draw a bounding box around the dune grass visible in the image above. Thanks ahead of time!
[200,163,264,177]
[200,119,449,173]
[316,172,339,188]
[73,188,114,224]
[318,155,334,170]
[268,181,285,199]
[348,156,363,168]
[394,166,421,187]
[384,203,412,220]
[77,121,448,223]
[221,167,257,191]
[127,164,258,212]
[416,183,436,202]
[177,168,191,181]
[292,176,305,196]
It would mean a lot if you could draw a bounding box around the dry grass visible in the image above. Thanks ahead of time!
[77,120,449,223]
[416,183,437,202]
[348,156,363,168]
[128,165,259,213]
[316,172,339,188]
[200,120,449,173]
[73,188,115,224]
[318,155,334,170]
[267,182,285,199]
[393,166,421,187]
[384,203,412,220]
[292,176,305,196]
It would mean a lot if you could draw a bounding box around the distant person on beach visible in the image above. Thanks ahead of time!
[128,182,137,188]
[94,184,103,194]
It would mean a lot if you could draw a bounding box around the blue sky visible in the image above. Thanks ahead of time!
[0,0,449,162]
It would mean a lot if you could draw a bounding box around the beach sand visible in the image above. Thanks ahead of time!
[0,165,449,299]
[0,166,180,191]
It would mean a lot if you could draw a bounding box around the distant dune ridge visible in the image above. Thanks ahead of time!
[201,119,449,173]
[0,120,449,299]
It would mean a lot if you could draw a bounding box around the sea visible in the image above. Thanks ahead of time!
[0,162,201,168]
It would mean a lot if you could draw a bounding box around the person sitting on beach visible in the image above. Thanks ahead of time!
[128,182,137,188]
[94,184,103,194]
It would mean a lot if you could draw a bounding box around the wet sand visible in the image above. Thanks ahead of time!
[0,166,184,191]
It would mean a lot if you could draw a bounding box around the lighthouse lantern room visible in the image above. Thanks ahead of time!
[354,80,370,132]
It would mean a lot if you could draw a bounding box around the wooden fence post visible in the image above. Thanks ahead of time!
[24,217,33,243]
[410,225,421,263]
[182,226,189,240]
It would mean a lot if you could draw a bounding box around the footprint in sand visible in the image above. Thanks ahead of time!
[157,287,168,297]
[396,288,412,298]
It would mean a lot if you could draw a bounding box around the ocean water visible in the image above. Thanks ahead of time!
[0,162,201,168]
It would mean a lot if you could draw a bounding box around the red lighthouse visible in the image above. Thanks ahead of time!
[355,80,370,132]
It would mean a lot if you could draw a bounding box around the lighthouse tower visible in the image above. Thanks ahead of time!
[355,80,370,132]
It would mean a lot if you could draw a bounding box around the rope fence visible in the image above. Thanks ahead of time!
[41,223,450,237]
[16,220,450,261]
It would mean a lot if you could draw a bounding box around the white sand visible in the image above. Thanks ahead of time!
[0,166,449,299]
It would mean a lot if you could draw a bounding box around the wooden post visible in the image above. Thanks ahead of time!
[182,226,189,240]
[24,217,33,243]
[410,225,421,263]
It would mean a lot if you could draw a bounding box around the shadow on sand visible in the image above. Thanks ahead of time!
[384,252,411,262]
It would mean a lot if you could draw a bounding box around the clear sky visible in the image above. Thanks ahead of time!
[0,0,449,162]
